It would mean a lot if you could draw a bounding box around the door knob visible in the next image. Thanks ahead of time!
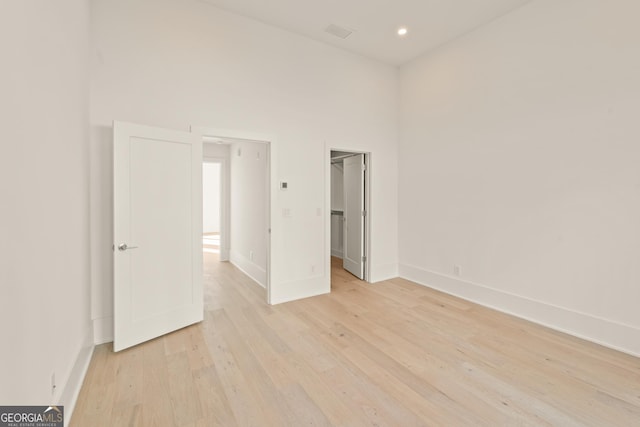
[118,243,139,251]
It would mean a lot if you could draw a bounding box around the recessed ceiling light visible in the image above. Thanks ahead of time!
[397,27,408,36]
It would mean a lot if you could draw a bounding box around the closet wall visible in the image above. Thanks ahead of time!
[330,160,344,258]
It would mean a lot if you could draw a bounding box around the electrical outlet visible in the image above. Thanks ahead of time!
[249,250,254,261]
[454,265,462,277]
[51,372,56,396]
[311,264,316,274]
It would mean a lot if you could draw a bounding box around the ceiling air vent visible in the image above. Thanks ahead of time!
[325,24,353,40]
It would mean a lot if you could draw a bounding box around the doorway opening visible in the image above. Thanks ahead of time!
[193,126,272,304]
[202,140,230,262]
[330,150,370,282]
[202,161,223,258]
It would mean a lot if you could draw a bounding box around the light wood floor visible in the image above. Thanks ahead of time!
[71,255,640,426]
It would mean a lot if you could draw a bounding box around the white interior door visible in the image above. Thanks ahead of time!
[113,121,203,352]
[343,154,365,279]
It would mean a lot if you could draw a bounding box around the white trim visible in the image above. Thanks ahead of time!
[370,262,399,283]
[60,327,94,427]
[400,263,640,358]
[270,276,329,305]
[229,249,267,288]
[93,316,113,344]
[191,126,276,145]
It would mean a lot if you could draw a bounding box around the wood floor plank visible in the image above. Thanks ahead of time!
[191,364,236,426]
[275,383,333,427]
[166,351,203,426]
[203,309,271,427]
[140,337,174,426]
[70,254,640,426]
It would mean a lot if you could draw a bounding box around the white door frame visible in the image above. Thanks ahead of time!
[191,126,275,304]
[326,146,371,282]
[202,157,229,260]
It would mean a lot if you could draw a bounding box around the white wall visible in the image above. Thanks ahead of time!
[330,214,344,259]
[0,0,93,412]
[229,141,268,286]
[399,0,640,356]
[331,162,345,211]
[203,163,221,234]
[90,0,398,338]
[330,162,345,258]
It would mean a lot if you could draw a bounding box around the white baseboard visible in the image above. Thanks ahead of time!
[230,250,267,287]
[270,275,330,305]
[399,263,640,358]
[331,250,343,258]
[93,316,114,344]
[370,262,399,283]
[60,327,94,427]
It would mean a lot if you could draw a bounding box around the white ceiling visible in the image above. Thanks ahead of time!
[201,0,532,66]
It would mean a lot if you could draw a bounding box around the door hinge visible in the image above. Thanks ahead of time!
[362,210,367,217]
[362,256,367,262]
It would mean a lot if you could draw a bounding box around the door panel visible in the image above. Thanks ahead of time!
[343,154,365,279]
[114,122,202,352]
